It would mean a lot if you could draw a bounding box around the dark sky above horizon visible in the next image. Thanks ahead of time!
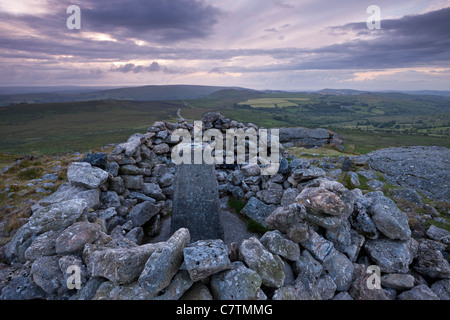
[1,0,449,90]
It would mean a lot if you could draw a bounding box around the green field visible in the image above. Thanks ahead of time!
[0,87,449,155]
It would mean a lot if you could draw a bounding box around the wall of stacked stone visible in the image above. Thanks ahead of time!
[1,112,449,300]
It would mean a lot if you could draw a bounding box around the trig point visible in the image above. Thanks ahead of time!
[170,144,224,242]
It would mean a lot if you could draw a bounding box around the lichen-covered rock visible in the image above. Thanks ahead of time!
[55,222,101,255]
[211,261,262,300]
[183,239,231,281]
[24,229,62,261]
[37,183,101,210]
[426,225,450,245]
[28,199,89,235]
[239,237,285,288]
[381,274,415,291]
[241,197,277,228]
[260,230,300,261]
[413,239,450,280]
[397,284,440,300]
[369,195,411,241]
[265,203,309,243]
[87,242,165,285]
[273,273,322,300]
[93,281,154,300]
[30,255,65,294]
[138,228,190,295]
[128,201,160,227]
[322,250,354,291]
[364,238,418,273]
[67,162,108,189]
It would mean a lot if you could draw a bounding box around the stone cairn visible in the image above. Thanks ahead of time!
[1,112,449,300]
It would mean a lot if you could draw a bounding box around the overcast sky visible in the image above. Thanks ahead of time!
[1,0,449,90]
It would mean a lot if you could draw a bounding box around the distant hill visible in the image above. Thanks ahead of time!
[0,85,247,106]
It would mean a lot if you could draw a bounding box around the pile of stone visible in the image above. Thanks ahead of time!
[0,113,449,300]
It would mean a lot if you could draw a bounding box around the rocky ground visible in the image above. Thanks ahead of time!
[0,112,449,300]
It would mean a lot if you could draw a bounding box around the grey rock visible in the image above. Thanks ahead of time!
[181,282,213,300]
[183,239,231,281]
[153,143,170,155]
[370,195,411,240]
[280,188,299,206]
[347,171,360,187]
[93,281,154,300]
[100,191,121,208]
[142,183,165,201]
[364,238,418,273]
[210,261,262,300]
[291,167,326,182]
[106,161,119,176]
[397,284,440,300]
[265,203,309,243]
[139,228,190,295]
[239,237,285,288]
[108,176,125,194]
[426,225,450,245]
[31,255,64,294]
[81,152,108,170]
[87,242,165,285]
[55,222,101,255]
[67,162,108,189]
[128,191,156,203]
[24,229,61,261]
[0,275,47,300]
[318,274,337,300]
[241,163,260,176]
[333,292,354,300]
[97,207,117,221]
[368,146,450,201]
[381,273,415,290]
[28,199,89,235]
[322,250,354,291]
[38,183,100,211]
[431,280,450,300]
[153,270,193,300]
[125,227,144,244]
[292,249,323,278]
[124,134,143,157]
[299,229,335,263]
[260,230,300,261]
[391,188,423,207]
[263,182,284,205]
[70,277,107,300]
[4,224,34,263]
[413,239,450,280]
[121,175,144,190]
[273,273,322,300]
[241,197,277,228]
[357,170,378,180]
[128,201,160,227]
[366,180,384,190]
[350,200,379,239]
[119,165,142,175]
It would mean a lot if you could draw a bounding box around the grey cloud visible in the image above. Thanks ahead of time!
[110,62,185,74]
[82,0,223,42]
